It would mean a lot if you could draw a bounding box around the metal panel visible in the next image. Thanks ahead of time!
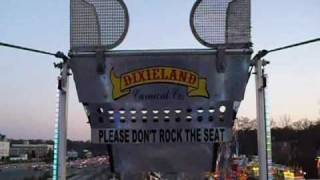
[71,50,250,104]
[226,0,251,44]
[70,49,251,174]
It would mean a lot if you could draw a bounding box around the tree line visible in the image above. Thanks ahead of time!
[235,116,320,178]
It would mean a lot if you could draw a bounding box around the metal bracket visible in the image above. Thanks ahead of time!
[216,47,227,73]
[96,49,106,74]
[58,75,69,92]
[262,59,270,66]
[54,62,63,69]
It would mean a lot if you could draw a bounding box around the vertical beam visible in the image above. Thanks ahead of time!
[53,62,69,180]
[107,144,115,173]
[212,143,220,172]
[264,74,273,179]
[255,59,268,180]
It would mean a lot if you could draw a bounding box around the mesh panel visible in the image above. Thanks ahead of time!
[190,0,251,48]
[71,0,129,50]
[226,0,251,43]
[71,0,101,48]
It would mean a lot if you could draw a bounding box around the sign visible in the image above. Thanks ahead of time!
[71,51,250,105]
[110,66,209,100]
[92,127,231,144]
[70,50,252,174]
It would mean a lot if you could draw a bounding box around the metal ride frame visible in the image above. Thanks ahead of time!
[70,0,252,178]
[70,49,252,180]
[59,38,320,180]
[1,0,319,178]
[251,38,320,180]
[1,38,319,180]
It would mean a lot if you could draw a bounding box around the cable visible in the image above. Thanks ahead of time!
[0,42,56,56]
[248,38,320,81]
[268,38,320,53]
[0,42,68,60]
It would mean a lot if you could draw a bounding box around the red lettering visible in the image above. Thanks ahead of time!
[123,75,132,86]
[169,70,177,81]
[138,70,146,82]
[152,69,160,80]
[146,69,151,80]
[188,73,197,85]
[178,71,187,82]
[161,68,169,80]
[132,72,138,83]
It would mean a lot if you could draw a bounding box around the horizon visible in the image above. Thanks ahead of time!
[0,0,320,140]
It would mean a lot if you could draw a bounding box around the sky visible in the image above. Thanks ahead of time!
[0,0,319,140]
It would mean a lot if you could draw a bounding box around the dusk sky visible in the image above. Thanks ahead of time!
[0,0,319,140]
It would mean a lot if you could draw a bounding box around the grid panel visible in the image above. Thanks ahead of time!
[71,0,129,50]
[71,0,101,48]
[226,0,251,43]
[190,0,251,48]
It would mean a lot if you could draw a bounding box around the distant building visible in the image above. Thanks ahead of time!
[0,134,6,141]
[9,154,28,161]
[83,149,92,158]
[67,150,78,160]
[10,140,53,159]
[0,134,10,160]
